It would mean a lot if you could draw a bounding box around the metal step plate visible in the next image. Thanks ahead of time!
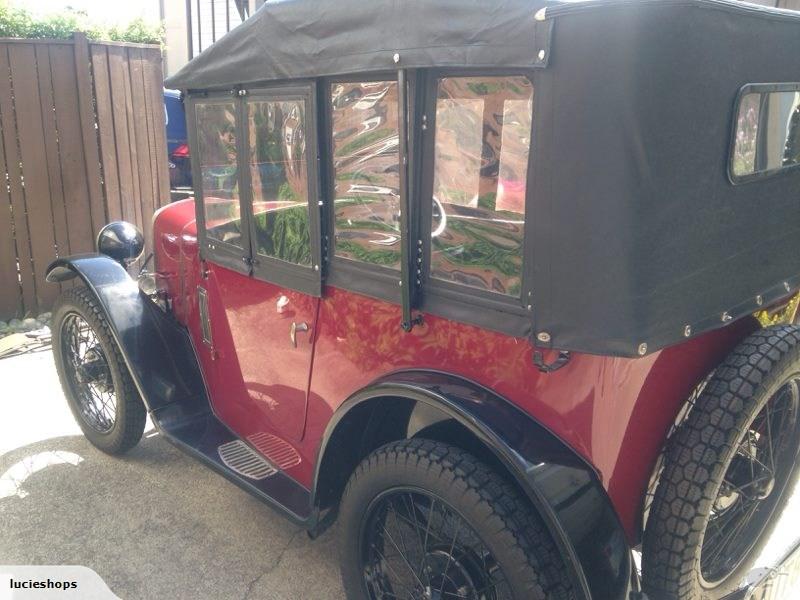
[247,432,302,471]
[217,440,277,480]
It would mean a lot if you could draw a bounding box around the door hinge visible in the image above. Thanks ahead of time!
[242,255,259,269]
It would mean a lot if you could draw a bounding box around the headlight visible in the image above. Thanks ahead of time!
[138,272,170,312]
[97,221,144,266]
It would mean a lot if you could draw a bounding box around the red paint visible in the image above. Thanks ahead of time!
[197,264,317,443]
[153,200,756,541]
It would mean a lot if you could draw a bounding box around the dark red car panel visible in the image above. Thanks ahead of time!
[306,287,755,541]
[153,199,756,541]
[197,264,317,445]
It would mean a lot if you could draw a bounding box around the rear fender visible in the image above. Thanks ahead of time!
[313,371,634,600]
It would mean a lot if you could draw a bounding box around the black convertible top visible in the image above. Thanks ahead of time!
[165,0,800,91]
[165,0,550,90]
[170,0,800,357]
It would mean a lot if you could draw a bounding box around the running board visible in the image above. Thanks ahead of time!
[218,440,278,480]
[152,405,313,526]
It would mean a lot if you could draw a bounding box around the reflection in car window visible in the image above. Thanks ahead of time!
[430,76,533,297]
[196,101,243,247]
[732,88,800,179]
[331,81,401,269]
[248,98,312,266]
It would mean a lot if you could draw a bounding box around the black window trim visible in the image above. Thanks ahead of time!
[416,68,537,338]
[242,81,323,297]
[187,90,253,276]
[187,69,539,339]
[322,72,407,305]
[728,81,800,185]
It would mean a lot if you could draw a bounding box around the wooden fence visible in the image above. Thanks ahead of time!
[0,33,169,321]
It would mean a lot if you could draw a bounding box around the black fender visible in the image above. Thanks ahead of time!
[312,371,633,600]
[48,255,316,523]
[46,255,208,423]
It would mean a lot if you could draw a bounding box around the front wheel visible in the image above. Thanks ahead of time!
[52,287,146,454]
[338,439,575,600]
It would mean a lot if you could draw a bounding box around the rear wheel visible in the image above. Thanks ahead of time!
[338,439,575,600]
[52,287,146,454]
[643,325,800,599]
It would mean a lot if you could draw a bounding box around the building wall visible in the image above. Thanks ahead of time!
[161,0,263,78]
[161,0,189,79]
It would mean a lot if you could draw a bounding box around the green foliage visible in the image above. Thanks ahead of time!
[0,6,163,45]
[433,218,523,277]
[108,18,165,45]
[277,182,297,202]
[335,170,381,183]
[336,240,400,266]
[254,205,312,266]
[337,128,395,157]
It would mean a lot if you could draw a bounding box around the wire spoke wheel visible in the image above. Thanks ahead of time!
[643,326,800,600]
[53,287,145,454]
[361,488,512,600]
[700,376,800,585]
[60,312,117,434]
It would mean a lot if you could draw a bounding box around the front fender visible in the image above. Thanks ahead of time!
[46,255,207,419]
[315,371,633,600]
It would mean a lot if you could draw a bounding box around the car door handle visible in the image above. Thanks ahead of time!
[290,321,309,347]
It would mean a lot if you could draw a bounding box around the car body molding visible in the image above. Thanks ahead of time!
[314,371,633,600]
[45,255,208,417]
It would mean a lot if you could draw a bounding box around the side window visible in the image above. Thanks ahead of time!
[731,84,800,181]
[196,101,243,247]
[248,97,312,266]
[330,80,401,269]
[429,76,533,297]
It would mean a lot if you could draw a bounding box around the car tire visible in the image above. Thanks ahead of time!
[338,438,575,600]
[643,325,800,600]
[52,286,146,455]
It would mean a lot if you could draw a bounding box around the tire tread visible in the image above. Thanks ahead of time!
[53,286,146,454]
[643,325,800,600]
[340,438,575,600]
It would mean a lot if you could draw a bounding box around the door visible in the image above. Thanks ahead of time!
[188,83,322,451]
[201,265,318,445]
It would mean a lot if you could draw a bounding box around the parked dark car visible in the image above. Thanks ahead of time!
[164,88,191,189]
[45,1,800,599]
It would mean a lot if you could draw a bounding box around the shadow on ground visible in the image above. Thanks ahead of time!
[0,431,344,599]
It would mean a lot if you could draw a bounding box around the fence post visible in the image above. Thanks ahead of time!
[72,31,106,238]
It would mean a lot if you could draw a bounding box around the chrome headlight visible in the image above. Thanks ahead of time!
[97,221,144,266]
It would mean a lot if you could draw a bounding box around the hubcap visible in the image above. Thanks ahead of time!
[60,313,117,434]
[361,489,512,600]
[700,377,800,585]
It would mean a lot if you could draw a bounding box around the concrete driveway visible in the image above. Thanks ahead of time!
[2,348,800,599]
[0,350,344,600]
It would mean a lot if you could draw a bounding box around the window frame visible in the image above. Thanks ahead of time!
[187,91,252,275]
[728,82,800,185]
[322,73,407,304]
[187,71,540,335]
[242,82,323,296]
[416,69,537,335]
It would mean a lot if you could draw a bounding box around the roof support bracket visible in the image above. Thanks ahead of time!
[397,68,422,332]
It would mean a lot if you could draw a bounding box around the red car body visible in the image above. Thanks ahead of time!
[44,3,800,599]
[153,197,756,542]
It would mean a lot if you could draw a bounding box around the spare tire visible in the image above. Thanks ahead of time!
[643,325,800,599]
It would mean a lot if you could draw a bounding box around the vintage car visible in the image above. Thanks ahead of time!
[44,0,800,598]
